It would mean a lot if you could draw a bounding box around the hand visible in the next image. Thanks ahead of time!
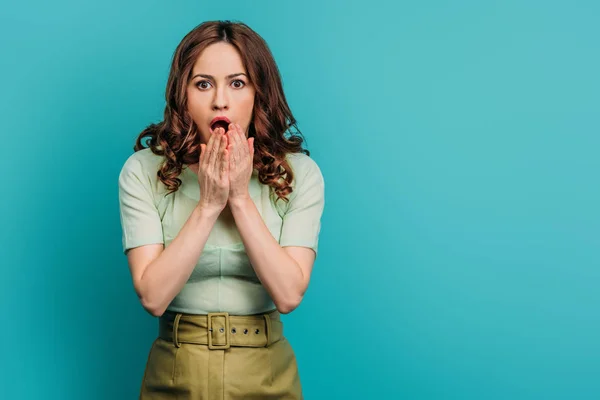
[226,123,255,204]
[196,128,229,213]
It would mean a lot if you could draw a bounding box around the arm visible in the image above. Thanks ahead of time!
[225,123,323,314]
[228,197,314,314]
[127,205,220,317]
[121,130,230,317]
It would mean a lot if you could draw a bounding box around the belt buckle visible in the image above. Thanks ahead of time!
[207,312,230,350]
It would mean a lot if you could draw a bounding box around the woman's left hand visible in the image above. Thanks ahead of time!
[226,123,255,203]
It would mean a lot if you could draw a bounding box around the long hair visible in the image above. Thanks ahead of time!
[133,20,309,204]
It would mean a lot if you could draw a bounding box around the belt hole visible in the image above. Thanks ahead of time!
[255,329,260,334]
[219,327,224,333]
[231,328,237,334]
[243,329,248,334]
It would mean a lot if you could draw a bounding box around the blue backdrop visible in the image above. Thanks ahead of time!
[1,0,598,398]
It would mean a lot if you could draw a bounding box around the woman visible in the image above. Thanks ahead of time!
[117,20,325,399]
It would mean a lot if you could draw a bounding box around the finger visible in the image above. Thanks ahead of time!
[226,124,239,166]
[199,143,205,164]
[221,125,229,148]
[229,136,238,172]
[248,138,254,171]
[233,131,243,167]
[248,137,254,159]
[226,124,238,152]
[221,148,229,181]
[234,124,246,160]
[204,132,217,169]
[227,123,236,138]
[218,133,228,178]
[234,123,246,157]
[224,123,235,148]
[202,131,216,168]
[215,133,223,165]
[207,129,222,169]
[233,123,243,148]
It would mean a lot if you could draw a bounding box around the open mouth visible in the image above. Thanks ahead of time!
[210,120,230,133]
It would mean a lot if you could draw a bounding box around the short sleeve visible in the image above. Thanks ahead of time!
[118,156,164,254]
[278,157,325,258]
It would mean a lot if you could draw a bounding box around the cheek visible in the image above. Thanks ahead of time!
[186,98,207,124]
[242,94,255,122]
[185,98,209,141]
[187,87,207,108]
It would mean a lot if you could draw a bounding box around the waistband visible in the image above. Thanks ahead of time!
[158,309,283,350]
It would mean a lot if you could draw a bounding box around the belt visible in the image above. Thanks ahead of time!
[158,309,283,350]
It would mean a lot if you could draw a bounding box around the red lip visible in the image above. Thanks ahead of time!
[210,116,231,126]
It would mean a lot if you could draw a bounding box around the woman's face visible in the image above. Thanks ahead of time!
[186,42,256,146]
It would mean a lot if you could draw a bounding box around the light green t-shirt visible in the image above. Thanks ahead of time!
[117,147,325,315]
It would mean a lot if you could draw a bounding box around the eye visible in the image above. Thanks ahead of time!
[196,80,211,90]
[195,79,246,90]
[232,79,245,89]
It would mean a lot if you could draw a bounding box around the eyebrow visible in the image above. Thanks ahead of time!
[192,73,247,80]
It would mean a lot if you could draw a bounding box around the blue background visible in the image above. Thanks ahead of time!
[1,0,599,398]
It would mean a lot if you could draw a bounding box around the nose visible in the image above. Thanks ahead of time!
[211,86,229,111]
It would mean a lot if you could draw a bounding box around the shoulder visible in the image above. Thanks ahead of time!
[118,148,168,198]
[119,148,165,181]
[283,152,325,193]
[284,152,323,181]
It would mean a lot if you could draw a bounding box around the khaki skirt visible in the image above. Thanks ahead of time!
[139,309,303,399]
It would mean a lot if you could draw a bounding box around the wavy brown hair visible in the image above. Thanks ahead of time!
[132,20,309,204]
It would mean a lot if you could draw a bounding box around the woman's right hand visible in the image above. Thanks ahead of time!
[196,127,229,213]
